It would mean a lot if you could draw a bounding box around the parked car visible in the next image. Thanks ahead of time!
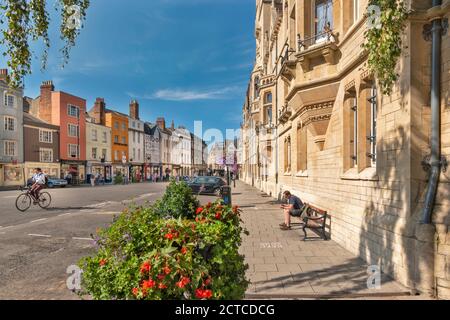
[187,176,227,196]
[27,176,68,188]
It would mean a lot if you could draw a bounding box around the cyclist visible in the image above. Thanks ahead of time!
[30,168,46,204]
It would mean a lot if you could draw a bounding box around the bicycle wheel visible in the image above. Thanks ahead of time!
[38,192,52,209]
[16,194,32,212]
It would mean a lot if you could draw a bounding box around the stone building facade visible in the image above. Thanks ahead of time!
[128,100,145,181]
[0,69,24,187]
[23,112,60,180]
[241,0,450,298]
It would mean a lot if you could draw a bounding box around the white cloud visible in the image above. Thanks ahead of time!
[128,86,242,101]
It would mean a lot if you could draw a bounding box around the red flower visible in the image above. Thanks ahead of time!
[204,278,211,286]
[206,202,212,208]
[195,289,213,299]
[232,206,239,214]
[215,212,221,220]
[163,266,171,275]
[157,274,166,280]
[196,207,203,215]
[176,276,191,288]
[164,233,174,240]
[132,287,139,296]
[99,259,107,266]
[181,247,188,255]
[158,283,167,289]
[142,279,156,290]
[140,261,151,274]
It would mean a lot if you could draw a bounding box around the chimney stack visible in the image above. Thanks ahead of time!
[0,69,8,82]
[171,120,175,130]
[93,98,106,125]
[39,80,54,123]
[156,117,166,130]
[130,99,139,120]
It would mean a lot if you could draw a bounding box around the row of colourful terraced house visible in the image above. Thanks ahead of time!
[0,70,208,187]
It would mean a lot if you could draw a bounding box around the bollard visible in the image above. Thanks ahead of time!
[220,186,232,206]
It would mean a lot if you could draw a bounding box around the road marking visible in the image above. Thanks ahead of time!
[58,213,72,217]
[94,211,121,215]
[28,234,52,238]
[72,237,93,241]
[30,218,48,223]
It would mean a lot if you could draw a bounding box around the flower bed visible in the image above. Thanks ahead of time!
[78,181,249,300]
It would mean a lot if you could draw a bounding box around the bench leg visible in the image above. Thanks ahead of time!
[302,226,308,241]
[322,228,328,240]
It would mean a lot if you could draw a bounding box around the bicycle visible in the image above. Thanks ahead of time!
[15,186,52,212]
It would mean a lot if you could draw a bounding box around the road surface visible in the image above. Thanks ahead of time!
[0,182,215,299]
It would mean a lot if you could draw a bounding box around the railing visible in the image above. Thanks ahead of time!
[297,26,337,51]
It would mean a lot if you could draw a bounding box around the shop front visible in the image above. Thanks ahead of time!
[112,164,129,182]
[86,161,112,184]
[61,161,86,185]
[24,162,61,181]
[130,165,144,182]
[0,163,25,187]
[144,164,163,181]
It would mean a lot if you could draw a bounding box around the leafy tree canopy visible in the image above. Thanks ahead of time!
[0,0,90,88]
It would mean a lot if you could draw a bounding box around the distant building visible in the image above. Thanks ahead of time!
[156,117,172,179]
[23,112,60,180]
[105,107,129,180]
[32,80,87,183]
[128,100,145,182]
[144,122,162,180]
[173,126,192,176]
[191,133,207,176]
[86,98,112,183]
[0,69,24,187]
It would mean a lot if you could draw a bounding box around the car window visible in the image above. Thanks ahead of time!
[194,177,218,184]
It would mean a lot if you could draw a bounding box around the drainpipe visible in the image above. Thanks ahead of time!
[421,0,443,224]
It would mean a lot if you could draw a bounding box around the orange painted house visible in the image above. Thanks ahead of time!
[35,81,87,183]
[105,108,129,178]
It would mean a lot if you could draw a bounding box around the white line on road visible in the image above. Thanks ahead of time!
[58,213,72,217]
[30,218,48,223]
[28,234,52,238]
[72,237,93,241]
[94,211,121,215]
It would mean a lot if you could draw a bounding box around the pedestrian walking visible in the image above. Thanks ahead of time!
[65,172,72,185]
[91,174,96,187]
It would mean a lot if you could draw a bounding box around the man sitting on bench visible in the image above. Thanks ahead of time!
[280,191,304,230]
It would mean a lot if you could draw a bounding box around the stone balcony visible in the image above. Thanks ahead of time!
[296,29,340,73]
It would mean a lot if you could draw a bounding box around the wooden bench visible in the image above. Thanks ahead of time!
[301,204,329,241]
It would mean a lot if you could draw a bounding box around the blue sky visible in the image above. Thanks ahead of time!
[23,0,255,142]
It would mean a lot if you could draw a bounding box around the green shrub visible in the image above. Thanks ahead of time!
[114,173,123,185]
[153,180,200,219]
[78,201,249,300]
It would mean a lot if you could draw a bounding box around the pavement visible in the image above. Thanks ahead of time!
[232,181,433,300]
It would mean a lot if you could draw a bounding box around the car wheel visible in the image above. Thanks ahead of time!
[214,188,221,197]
